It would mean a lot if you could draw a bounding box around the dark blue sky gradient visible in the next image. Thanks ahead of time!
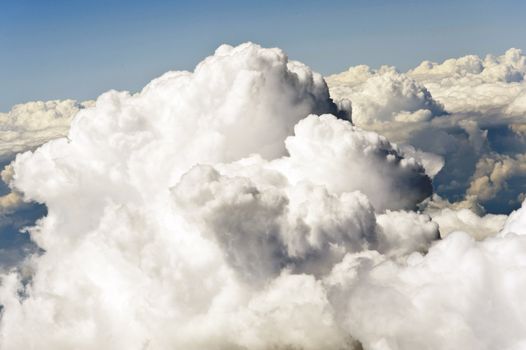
[1,0,525,110]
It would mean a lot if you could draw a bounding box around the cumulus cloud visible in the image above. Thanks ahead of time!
[410,48,525,81]
[326,65,445,125]
[273,115,432,211]
[507,89,526,115]
[326,225,526,350]
[0,42,436,349]
[2,42,526,350]
[0,100,93,235]
[327,48,526,214]
[422,194,507,239]
[0,100,92,161]
[0,42,427,349]
[464,153,526,208]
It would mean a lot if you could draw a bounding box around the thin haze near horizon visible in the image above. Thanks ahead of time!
[1,0,525,111]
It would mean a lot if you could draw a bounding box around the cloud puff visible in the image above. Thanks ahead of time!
[407,48,526,116]
[0,100,93,161]
[410,48,525,82]
[507,89,526,116]
[0,100,93,241]
[326,225,526,350]
[273,114,432,211]
[173,164,377,282]
[326,65,445,125]
[423,194,507,240]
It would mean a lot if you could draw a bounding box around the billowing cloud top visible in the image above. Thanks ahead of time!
[1,43,526,350]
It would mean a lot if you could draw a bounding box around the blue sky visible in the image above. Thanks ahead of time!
[1,0,525,111]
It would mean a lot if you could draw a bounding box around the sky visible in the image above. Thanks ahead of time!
[1,0,526,111]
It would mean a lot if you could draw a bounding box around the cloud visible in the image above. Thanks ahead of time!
[326,224,526,350]
[507,89,526,116]
[173,163,378,282]
[0,163,44,271]
[409,48,525,82]
[2,42,526,350]
[326,65,445,125]
[0,100,93,161]
[405,48,526,125]
[423,194,507,240]
[0,101,93,244]
[465,153,526,207]
[0,166,23,214]
[0,42,435,349]
[327,48,526,214]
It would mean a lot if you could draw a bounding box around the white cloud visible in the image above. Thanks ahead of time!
[326,226,526,350]
[273,114,432,211]
[0,100,93,161]
[424,199,507,240]
[327,48,526,214]
[465,153,526,205]
[2,42,526,350]
[409,48,526,82]
[406,48,526,117]
[1,42,423,349]
[326,65,444,125]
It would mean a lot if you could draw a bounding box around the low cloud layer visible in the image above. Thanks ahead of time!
[1,43,526,349]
